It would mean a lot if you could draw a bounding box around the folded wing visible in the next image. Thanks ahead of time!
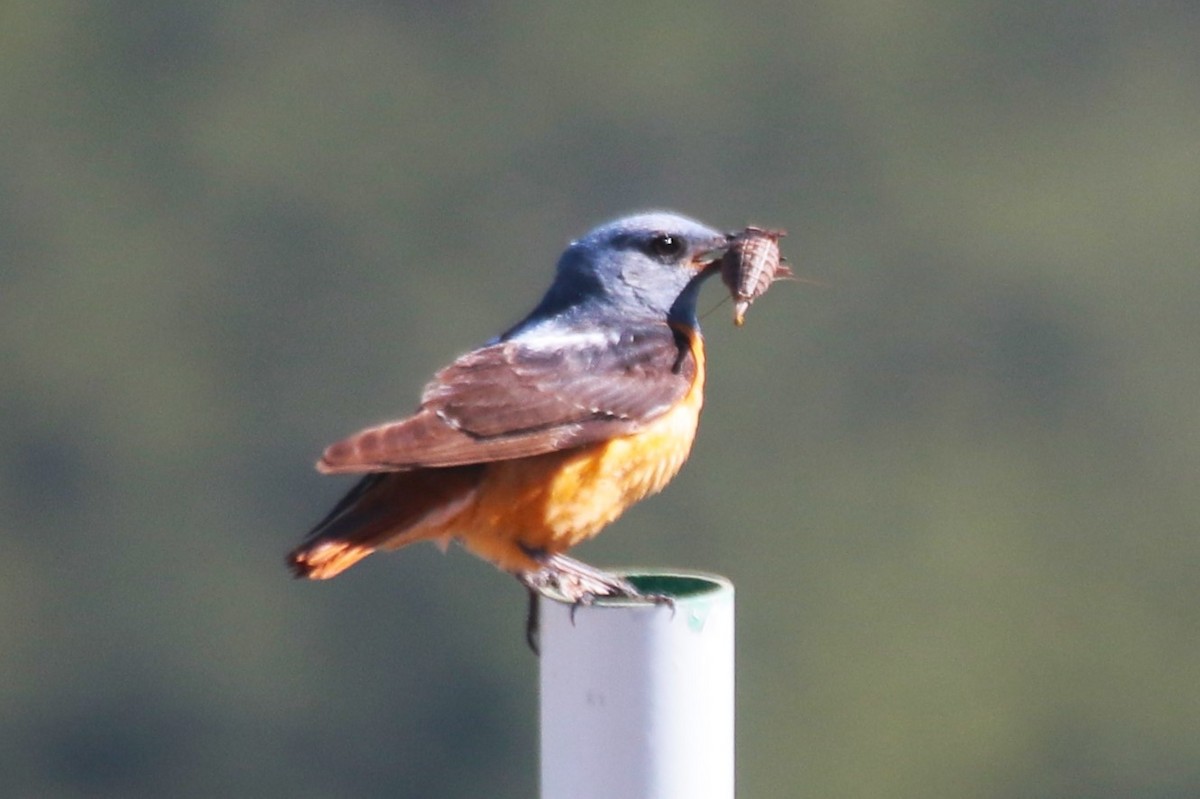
[318,322,695,473]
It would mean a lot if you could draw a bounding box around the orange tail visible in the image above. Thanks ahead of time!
[288,465,484,579]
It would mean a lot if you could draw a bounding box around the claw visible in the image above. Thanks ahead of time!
[518,551,650,651]
[645,592,677,619]
[525,587,541,655]
[568,591,601,626]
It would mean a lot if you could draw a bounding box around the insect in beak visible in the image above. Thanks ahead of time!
[720,227,792,326]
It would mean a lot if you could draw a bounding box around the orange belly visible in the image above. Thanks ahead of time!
[454,385,703,571]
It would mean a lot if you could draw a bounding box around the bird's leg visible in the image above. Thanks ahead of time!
[519,549,631,653]
[539,554,678,620]
[518,549,638,602]
[523,585,541,655]
[543,553,679,623]
[540,552,640,599]
[517,549,677,653]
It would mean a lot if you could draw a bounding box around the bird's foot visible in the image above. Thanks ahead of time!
[517,551,675,654]
[519,552,639,601]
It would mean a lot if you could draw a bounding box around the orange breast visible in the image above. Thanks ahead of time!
[450,330,707,573]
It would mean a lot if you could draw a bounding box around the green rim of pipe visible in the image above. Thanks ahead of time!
[624,572,726,599]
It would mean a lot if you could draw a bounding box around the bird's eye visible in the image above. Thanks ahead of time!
[648,233,687,260]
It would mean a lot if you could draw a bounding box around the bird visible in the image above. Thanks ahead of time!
[287,212,732,610]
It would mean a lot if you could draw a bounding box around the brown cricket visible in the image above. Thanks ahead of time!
[720,226,792,325]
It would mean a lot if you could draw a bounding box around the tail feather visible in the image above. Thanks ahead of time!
[288,466,484,579]
[288,540,375,580]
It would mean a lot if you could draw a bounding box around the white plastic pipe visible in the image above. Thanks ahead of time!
[539,570,735,799]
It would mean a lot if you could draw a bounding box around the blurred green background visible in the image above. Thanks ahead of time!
[3,2,1199,797]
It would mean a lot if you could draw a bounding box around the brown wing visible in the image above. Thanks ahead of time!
[318,323,696,473]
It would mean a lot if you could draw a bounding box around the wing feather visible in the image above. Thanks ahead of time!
[318,323,696,473]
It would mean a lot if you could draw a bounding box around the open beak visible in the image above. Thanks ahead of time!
[691,234,732,272]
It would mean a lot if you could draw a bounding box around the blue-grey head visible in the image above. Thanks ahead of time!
[509,212,730,337]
